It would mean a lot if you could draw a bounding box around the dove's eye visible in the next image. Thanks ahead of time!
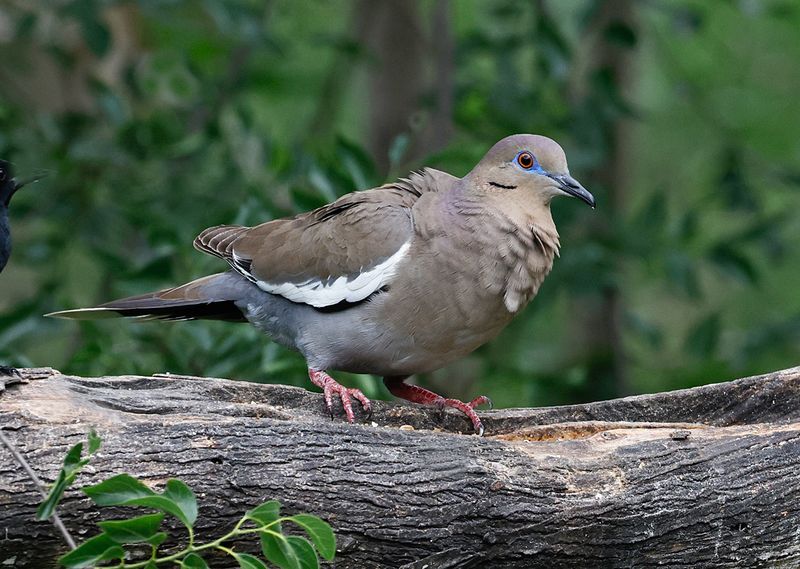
[516,151,537,171]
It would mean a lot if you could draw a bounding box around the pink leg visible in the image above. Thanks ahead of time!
[308,369,371,423]
[383,377,492,436]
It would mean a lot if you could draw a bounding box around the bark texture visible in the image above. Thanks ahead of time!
[2,367,800,568]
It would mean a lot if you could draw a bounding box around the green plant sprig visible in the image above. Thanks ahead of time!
[36,429,102,521]
[98,512,331,569]
[36,431,335,569]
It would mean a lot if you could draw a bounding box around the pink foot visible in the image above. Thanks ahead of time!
[383,378,492,436]
[308,369,371,423]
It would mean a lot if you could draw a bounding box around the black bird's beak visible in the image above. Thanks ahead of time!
[14,173,46,192]
[548,173,596,208]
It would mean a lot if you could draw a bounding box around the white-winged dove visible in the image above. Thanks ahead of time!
[49,134,595,434]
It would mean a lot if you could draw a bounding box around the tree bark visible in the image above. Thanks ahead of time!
[2,366,800,568]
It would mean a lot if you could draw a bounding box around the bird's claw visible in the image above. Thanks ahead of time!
[438,397,487,436]
[308,369,371,424]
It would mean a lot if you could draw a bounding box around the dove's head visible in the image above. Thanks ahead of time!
[465,134,595,208]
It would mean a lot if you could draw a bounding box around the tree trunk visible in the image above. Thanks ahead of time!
[360,0,455,174]
[362,0,425,173]
[2,366,800,568]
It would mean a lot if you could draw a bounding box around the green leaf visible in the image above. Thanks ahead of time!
[87,429,101,454]
[666,252,701,298]
[97,513,164,544]
[246,500,280,526]
[84,474,196,528]
[308,167,337,203]
[388,133,409,169]
[261,531,300,569]
[685,313,721,358]
[163,479,198,527]
[37,441,90,520]
[62,443,85,474]
[604,21,637,48]
[288,514,335,561]
[147,531,168,547]
[180,553,209,569]
[709,245,758,284]
[37,469,71,520]
[287,536,319,569]
[636,192,667,236]
[235,553,269,569]
[122,495,195,529]
[83,473,155,505]
[625,311,663,349]
[65,0,111,56]
[336,136,376,190]
[58,533,124,569]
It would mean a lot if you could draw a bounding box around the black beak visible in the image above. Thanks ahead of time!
[548,173,596,208]
[11,174,47,195]
[14,173,46,192]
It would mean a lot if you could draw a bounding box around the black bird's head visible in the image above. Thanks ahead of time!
[0,161,20,207]
[0,161,42,207]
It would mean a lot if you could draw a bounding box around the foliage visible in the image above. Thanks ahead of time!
[36,428,101,520]
[37,432,335,569]
[0,1,799,408]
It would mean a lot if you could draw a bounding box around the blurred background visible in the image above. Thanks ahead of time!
[0,0,798,409]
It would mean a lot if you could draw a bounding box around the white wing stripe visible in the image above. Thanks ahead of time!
[255,241,411,308]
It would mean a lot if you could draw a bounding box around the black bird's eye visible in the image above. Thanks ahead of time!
[0,169,5,182]
[517,152,535,170]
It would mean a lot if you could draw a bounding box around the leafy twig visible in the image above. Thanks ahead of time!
[30,430,336,569]
[0,429,77,549]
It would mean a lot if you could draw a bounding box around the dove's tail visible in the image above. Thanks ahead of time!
[46,272,248,322]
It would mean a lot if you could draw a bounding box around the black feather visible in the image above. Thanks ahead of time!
[103,300,247,322]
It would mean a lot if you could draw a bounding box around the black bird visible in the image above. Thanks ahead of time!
[0,160,40,376]
[1,160,23,274]
[0,160,42,273]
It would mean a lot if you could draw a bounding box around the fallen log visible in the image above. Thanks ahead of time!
[1,366,800,568]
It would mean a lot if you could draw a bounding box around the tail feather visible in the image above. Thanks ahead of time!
[47,272,248,322]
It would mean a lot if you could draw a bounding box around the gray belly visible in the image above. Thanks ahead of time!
[237,279,513,377]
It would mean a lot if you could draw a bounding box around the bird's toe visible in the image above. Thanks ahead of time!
[308,368,371,424]
[441,398,486,436]
[349,388,372,417]
[468,395,492,410]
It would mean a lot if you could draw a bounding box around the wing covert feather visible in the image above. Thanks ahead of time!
[193,185,430,307]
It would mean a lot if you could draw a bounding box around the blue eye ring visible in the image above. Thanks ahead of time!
[515,151,541,172]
